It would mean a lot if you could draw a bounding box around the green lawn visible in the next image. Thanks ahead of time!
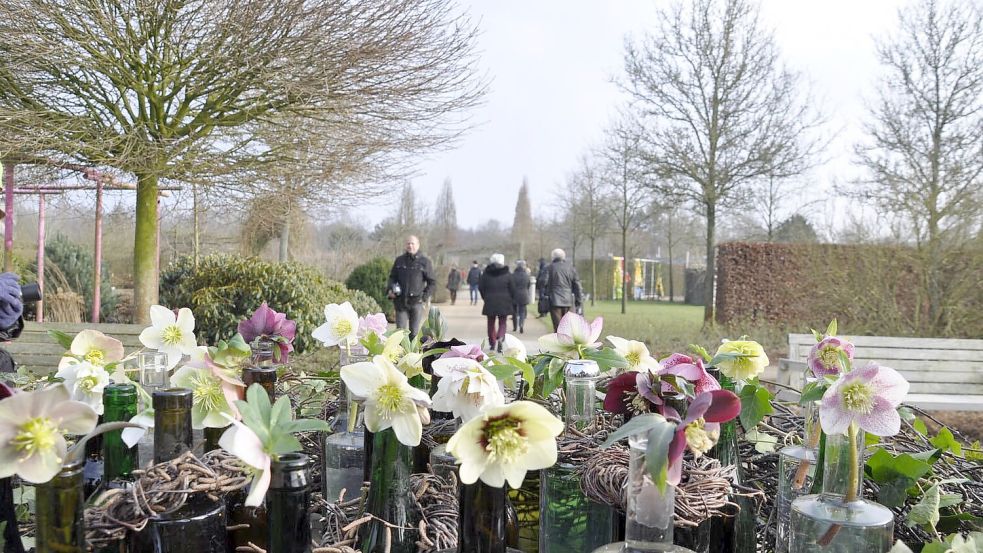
[579,300,787,360]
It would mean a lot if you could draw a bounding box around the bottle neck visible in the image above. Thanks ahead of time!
[103,394,139,480]
[820,429,864,502]
[251,337,276,366]
[243,366,277,403]
[154,406,193,464]
[457,481,508,553]
[564,376,597,435]
[268,453,312,553]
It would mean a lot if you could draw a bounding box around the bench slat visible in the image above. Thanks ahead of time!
[789,334,983,351]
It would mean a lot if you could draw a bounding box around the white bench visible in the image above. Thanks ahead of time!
[779,334,983,411]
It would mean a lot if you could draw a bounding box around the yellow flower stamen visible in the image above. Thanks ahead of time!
[483,416,528,464]
[819,346,841,369]
[191,373,226,413]
[840,381,875,414]
[376,384,403,419]
[624,350,641,368]
[333,319,353,338]
[684,418,715,458]
[12,417,60,460]
[162,325,183,345]
[78,375,101,393]
[84,349,105,365]
[385,345,405,363]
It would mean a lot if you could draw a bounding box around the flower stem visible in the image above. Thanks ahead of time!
[846,423,859,503]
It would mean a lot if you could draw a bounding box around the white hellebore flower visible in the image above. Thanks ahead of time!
[121,410,154,448]
[431,357,505,422]
[219,418,271,507]
[55,361,111,415]
[398,352,425,379]
[341,355,431,446]
[139,305,198,369]
[0,385,98,483]
[170,366,237,429]
[312,302,359,348]
[500,334,527,362]
[58,329,125,369]
[447,401,563,489]
[606,336,660,373]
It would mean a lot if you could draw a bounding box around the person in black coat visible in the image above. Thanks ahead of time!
[478,253,515,352]
[535,257,549,318]
[466,261,482,305]
[446,265,462,305]
[511,260,531,333]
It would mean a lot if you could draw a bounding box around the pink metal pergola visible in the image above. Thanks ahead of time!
[2,162,178,323]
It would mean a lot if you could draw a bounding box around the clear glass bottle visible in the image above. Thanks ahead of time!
[244,339,278,402]
[435,481,523,553]
[322,347,368,502]
[593,433,695,553]
[359,428,417,553]
[268,453,312,553]
[775,399,822,553]
[36,459,85,553]
[789,430,894,553]
[138,351,169,468]
[540,359,615,553]
[132,388,228,553]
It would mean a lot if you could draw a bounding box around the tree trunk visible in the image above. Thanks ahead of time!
[192,183,200,269]
[703,202,716,325]
[621,228,627,314]
[3,162,13,272]
[133,173,160,324]
[668,242,674,303]
[279,217,290,262]
[590,237,596,307]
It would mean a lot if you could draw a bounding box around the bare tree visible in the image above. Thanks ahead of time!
[855,0,983,333]
[600,117,650,314]
[511,178,534,261]
[622,0,821,324]
[756,175,820,242]
[433,178,458,264]
[0,0,484,322]
[562,155,608,306]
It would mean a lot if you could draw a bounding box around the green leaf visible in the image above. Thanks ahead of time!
[912,418,928,435]
[864,432,881,447]
[505,357,536,385]
[866,448,933,508]
[947,534,981,553]
[268,432,304,455]
[486,364,519,380]
[907,483,940,530]
[361,331,383,356]
[810,328,824,343]
[47,330,74,350]
[270,395,293,429]
[938,512,983,534]
[825,319,837,337]
[739,383,773,429]
[930,427,963,456]
[938,492,963,509]
[799,380,827,405]
[247,383,272,423]
[582,347,628,372]
[236,397,271,445]
[967,441,983,462]
[600,413,676,449]
[745,427,778,453]
[916,542,946,553]
[644,421,676,493]
[687,344,711,363]
[909,448,943,465]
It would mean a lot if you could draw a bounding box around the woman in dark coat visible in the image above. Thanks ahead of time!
[511,260,531,333]
[446,265,462,305]
[478,253,515,352]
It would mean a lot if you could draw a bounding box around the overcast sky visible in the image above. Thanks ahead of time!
[353,0,909,231]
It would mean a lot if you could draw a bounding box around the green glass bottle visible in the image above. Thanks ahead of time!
[268,453,312,553]
[36,459,85,553]
[202,426,226,454]
[102,383,139,485]
[435,482,522,553]
[360,428,416,553]
[153,388,194,464]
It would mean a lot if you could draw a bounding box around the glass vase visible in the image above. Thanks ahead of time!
[540,359,615,552]
[705,369,756,553]
[359,428,417,553]
[322,369,366,502]
[789,430,894,553]
[435,481,522,553]
[592,434,695,553]
[36,460,85,553]
[137,352,169,469]
[775,400,822,553]
[268,453,312,553]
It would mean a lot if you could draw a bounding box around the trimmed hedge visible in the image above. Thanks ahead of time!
[160,254,380,353]
[345,257,393,316]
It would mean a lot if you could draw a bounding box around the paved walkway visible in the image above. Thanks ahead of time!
[434,300,550,352]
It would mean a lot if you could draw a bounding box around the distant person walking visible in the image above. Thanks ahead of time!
[446,265,462,305]
[535,257,549,318]
[387,235,436,339]
[511,260,531,334]
[479,253,514,352]
[466,261,482,305]
[542,248,582,331]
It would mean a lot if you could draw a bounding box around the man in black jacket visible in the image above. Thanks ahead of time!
[541,248,582,331]
[387,235,436,338]
[466,261,482,305]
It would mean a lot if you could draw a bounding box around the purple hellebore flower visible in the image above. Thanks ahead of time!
[441,343,486,363]
[808,336,855,378]
[819,362,909,437]
[237,302,296,362]
[659,353,720,395]
[357,313,389,340]
[665,389,741,485]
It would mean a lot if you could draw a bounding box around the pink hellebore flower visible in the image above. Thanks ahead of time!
[659,353,720,395]
[237,302,297,363]
[357,313,389,340]
[820,363,909,437]
[808,336,855,378]
[441,343,486,363]
[538,313,603,356]
[664,389,741,485]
